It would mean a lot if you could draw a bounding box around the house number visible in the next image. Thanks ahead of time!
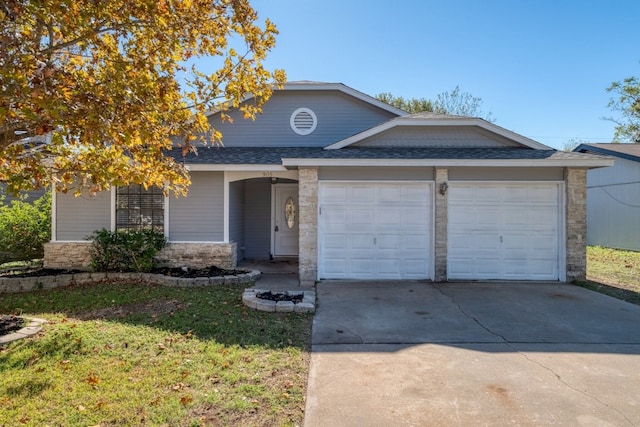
[262,171,273,177]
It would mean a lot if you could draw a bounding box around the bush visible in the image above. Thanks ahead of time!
[0,192,51,265]
[89,228,166,272]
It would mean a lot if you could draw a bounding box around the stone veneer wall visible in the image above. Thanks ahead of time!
[155,242,237,270]
[44,242,93,270]
[298,167,318,286]
[565,168,588,281]
[44,242,238,270]
[434,168,448,281]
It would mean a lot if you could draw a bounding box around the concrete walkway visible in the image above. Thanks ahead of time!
[304,281,640,426]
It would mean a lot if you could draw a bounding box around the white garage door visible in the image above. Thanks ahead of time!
[319,182,433,280]
[448,182,561,281]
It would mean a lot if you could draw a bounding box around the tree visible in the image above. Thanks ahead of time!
[0,191,51,264]
[606,73,640,142]
[376,86,495,122]
[376,93,435,114]
[0,0,285,196]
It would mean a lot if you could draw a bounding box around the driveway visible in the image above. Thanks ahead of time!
[304,282,640,426]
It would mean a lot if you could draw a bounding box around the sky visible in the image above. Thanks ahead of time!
[246,0,640,149]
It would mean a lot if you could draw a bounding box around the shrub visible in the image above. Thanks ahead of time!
[0,191,51,264]
[89,228,166,272]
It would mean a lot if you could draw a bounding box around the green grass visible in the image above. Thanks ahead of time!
[576,246,640,306]
[0,282,312,426]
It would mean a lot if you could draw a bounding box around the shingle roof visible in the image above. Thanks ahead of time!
[169,146,607,165]
[574,143,640,163]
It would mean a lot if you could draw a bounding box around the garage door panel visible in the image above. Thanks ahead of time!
[319,182,432,280]
[448,183,560,281]
[350,234,376,250]
[324,234,346,250]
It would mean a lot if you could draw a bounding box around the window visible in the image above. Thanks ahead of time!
[116,184,164,232]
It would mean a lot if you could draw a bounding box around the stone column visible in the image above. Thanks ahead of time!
[298,167,318,286]
[565,168,587,281]
[434,168,449,281]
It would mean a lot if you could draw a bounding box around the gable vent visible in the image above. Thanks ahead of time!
[290,108,317,135]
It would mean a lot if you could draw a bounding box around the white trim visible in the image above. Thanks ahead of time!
[283,158,615,168]
[324,116,551,150]
[558,182,567,282]
[164,194,170,239]
[187,164,288,172]
[51,184,57,242]
[226,170,298,183]
[110,187,116,231]
[223,172,230,243]
[317,180,435,280]
[271,183,299,257]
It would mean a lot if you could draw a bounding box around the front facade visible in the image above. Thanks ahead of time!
[574,143,640,251]
[45,82,612,283]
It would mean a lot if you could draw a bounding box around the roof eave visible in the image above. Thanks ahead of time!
[281,158,615,168]
[574,143,640,163]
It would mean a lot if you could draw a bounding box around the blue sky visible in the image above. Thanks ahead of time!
[249,0,640,149]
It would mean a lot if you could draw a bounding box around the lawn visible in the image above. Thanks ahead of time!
[0,281,312,426]
[579,246,640,306]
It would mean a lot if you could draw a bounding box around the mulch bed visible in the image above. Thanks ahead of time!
[0,266,248,279]
[0,315,25,336]
[255,291,303,304]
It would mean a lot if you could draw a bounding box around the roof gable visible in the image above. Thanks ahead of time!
[205,83,402,148]
[325,114,551,150]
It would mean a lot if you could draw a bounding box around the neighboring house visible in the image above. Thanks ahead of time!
[573,143,640,251]
[45,82,613,283]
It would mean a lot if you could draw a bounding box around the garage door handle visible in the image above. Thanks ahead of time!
[274,225,279,232]
[374,237,377,245]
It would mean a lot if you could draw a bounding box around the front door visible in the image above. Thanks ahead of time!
[273,184,299,257]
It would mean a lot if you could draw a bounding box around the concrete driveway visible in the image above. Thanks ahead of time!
[304,282,640,426]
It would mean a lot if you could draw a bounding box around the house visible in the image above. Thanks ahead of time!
[44,82,613,283]
[573,143,640,251]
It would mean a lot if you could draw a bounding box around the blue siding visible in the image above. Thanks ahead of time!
[208,90,397,148]
[243,179,272,259]
[56,191,110,240]
[169,171,224,241]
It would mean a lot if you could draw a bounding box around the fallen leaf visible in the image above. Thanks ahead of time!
[84,373,100,385]
[180,394,193,406]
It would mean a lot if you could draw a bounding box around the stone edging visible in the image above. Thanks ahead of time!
[242,288,315,313]
[0,317,48,346]
[0,270,262,294]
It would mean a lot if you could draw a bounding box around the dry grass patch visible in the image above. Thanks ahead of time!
[576,246,640,306]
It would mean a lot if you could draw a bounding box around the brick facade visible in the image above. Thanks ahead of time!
[298,167,318,286]
[434,168,449,281]
[565,168,588,281]
[44,242,93,270]
[154,242,238,270]
[44,242,238,271]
